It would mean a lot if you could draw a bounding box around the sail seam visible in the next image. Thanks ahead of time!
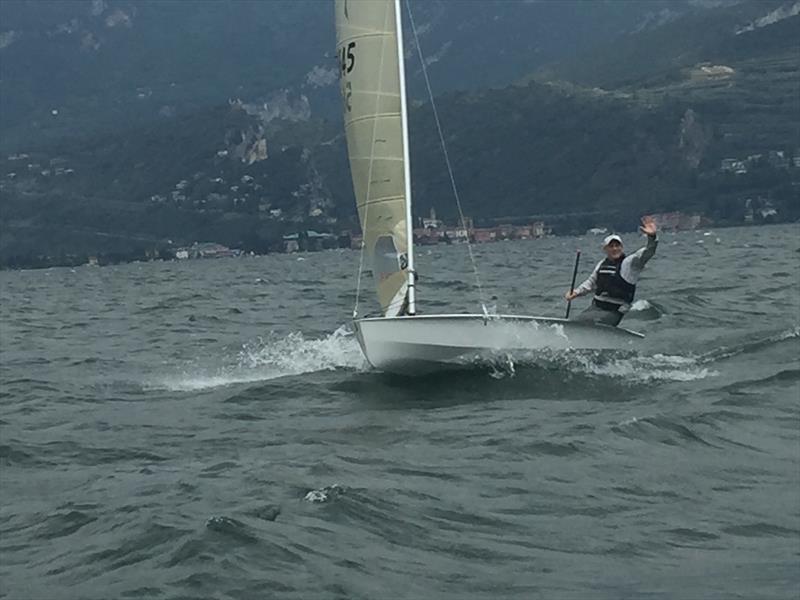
[345,113,402,127]
[340,32,396,41]
[361,197,404,205]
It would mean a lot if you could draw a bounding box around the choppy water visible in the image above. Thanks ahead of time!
[1,224,798,599]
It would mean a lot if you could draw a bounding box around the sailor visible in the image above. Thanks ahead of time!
[565,216,658,326]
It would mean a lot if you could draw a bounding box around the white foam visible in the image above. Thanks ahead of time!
[304,489,328,503]
[629,299,652,312]
[774,325,800,342]
[567,352,716,383]
[304,483,344,503]
[472,348,714,384]
[487,354,516,379]
[153,325,366,391]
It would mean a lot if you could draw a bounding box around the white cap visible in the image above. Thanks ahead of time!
[602,234,623,247]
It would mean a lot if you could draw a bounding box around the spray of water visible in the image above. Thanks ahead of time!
[153,325,366,391]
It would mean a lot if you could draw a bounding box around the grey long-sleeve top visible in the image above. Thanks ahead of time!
[573,234,658,299]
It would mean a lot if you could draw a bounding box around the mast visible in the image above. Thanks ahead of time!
[394,0,416,316]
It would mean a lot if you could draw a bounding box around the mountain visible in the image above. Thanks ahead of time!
[0,102,348,265]
[410,0,799,228]
[0,0,797,267]
[398,0,731,95]
[531,0,800,165]
[536,0,798,88]
[0,0,335,149]
[0,0,736,148]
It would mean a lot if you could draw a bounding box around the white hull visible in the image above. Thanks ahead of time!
[353,314,644,375]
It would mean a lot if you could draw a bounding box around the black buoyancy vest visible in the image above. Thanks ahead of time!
[594,256,636,311]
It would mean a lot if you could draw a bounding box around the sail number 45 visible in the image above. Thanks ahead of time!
[340,42,356,75]
[339,41,356,112]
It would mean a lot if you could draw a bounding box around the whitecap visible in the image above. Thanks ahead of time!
[304,483,344,503]
[699,326,800,363]
[304,490,328,503]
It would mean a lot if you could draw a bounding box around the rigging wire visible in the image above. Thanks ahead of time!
[404,0,489,314]
[352,220,366,318]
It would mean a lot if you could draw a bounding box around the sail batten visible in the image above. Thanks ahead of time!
[336,0,411,318]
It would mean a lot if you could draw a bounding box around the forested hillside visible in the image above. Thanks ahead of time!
[0,0,797,267]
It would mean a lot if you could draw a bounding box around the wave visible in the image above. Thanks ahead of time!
[481,350,715,384]
[205,516,259,544]
[136,293,207,313]
[34,509,98,540]
[152,325,366,392]
[544,326,796,386]
[699,326,800,363]
[565,325,798,383]
[613,414,717,447]
[0,442,38,466]
[150,323,800,393]
[624,299,665,320]
[304,484,347,504]
[567,352,715,383]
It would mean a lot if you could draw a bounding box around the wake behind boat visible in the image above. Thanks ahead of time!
[335,0,644,375]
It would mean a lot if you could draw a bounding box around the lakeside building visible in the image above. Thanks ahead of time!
[347,219,549,252]
[417,220,549,245]
[174,242,238,259]
[720,149,796,174]
[282,231,338,253]
[650,212,703,231]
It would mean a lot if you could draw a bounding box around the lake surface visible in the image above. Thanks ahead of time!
[1,224,798,599]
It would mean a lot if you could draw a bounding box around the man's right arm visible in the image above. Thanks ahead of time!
[572,261,602,297]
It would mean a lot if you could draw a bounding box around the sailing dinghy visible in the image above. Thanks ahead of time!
[336,0,643,375]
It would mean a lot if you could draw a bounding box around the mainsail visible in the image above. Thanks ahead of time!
[336,0,411,317]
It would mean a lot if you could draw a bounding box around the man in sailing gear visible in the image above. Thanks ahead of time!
[565,216,658,327]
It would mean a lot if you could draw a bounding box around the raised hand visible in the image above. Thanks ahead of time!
[640,215,657,236]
